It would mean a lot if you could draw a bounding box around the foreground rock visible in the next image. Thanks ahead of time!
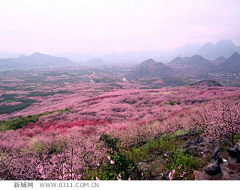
[195,146,240,180]
[203,146,222,176]
[194,162,240,180]
[227,147,240,164]
[204,160,222,175]
[181,136,216,157]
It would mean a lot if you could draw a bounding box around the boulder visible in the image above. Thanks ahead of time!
[194,136,203,144]
[211,146,223,163]
[189,128,199,136]
[227,147,240,164]
[212,146,220,159]
[204,160,222,175]
[182,141,191,149]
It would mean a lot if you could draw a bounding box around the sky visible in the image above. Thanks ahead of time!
[0,0,240,56]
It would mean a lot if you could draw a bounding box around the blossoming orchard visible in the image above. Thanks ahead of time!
[0,67,239,180]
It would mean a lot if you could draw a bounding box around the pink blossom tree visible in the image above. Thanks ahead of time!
[191,99,240,146]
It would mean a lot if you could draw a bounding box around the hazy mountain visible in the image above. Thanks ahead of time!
[57,52,94,63]
[214,56,227,62]
[102,47,203,64]
[171,44,201,57]
[86,58,105,65]
[102,40,240,63]
[213,56,227,65]
[52,39,239,64]
[196,42,213,57]
[167,55,215,77]
[103,51,165,63]
[167,52,240,76]
[0,52,25,59]
[168,55,211,67]
[196,39,240,60]
[127,59,175,79]
[227,52,240,61]
[0,52,76,69]
[213,52,240,73]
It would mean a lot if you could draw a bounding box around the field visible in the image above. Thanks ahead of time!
[0,66,239,180]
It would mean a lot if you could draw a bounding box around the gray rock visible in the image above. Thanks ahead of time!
[204,160,222,175]
[197,147,205,153]
[189,145,198,151]
[182,141,191,149]
[210,146,223,163]
[203,148,210,154]
[194,136,203,144]
[198,142,205,147]
[189,128,199,136]
[227,147,240,164]
[205,138,215,144]
[237,147,240,153]
[212,146,220,159]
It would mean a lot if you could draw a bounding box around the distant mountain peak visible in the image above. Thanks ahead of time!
[201,42,213,48]
[190,55,206,61]
[128,59,174,79]
[214,56,226,62]
[18,55,27,59]
[140,59,162,66]
[0,52,75,69]
[205,42,213,45]
[87,58,105,65]
[196,39,239,60]
[31,52,41,55]
[29,52,46,58]
[171,57,182,62]
[168,55,211,68]
[142,58,155,63]
[227,52,240,61]
[216,39,234,45]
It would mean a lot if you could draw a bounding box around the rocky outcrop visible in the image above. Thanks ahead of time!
[204,160,222,175]
[211,146,223,163]
[195,146,240,180]
[227,146,240,164]
[203,146,222,175]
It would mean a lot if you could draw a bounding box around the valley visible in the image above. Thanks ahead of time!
[0,59,239,180]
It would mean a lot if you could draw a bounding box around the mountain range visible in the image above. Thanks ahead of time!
[0,52,76,69]
[101,39,240,63]
[0,39,239,69]
[0,52,25,59]
[86,58,105,66]
[214,52,240,73]
[128,52,240,79]
[56,52,94,63]
[127,59,175,79]
[168,55,211,67]
[195,39,240,60]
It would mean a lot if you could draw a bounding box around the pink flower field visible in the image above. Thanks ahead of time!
[0,73,239,180]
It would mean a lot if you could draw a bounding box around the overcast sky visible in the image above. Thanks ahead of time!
[0,0,240,55]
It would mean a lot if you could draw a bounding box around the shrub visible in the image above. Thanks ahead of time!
[98,134,140,180]
[167,149,202,180]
